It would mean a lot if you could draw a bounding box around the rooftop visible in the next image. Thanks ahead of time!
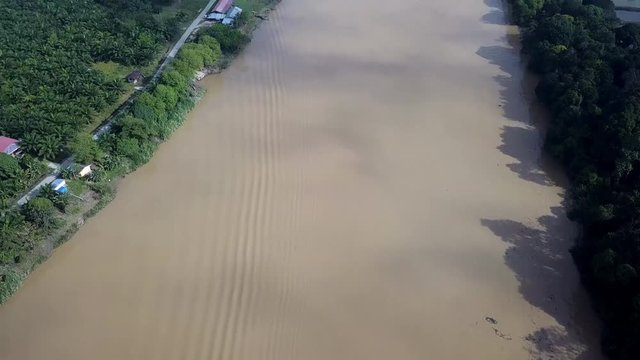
[0,136,19,154]
[127,71,143,82]
[213,0,233,14]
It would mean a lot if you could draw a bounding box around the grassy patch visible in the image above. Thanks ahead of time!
[174,0,211,14]
[158,0,211,20]
[67,179,86,195]
[93,61,136,81]
[86,51,166,134]
[236,0,272,13]
[85,0,274,137]
[0,270,25,304]
[85,90,134,131]
[53,224,80,249]
[236,0,278,32]
[93,57,160,81]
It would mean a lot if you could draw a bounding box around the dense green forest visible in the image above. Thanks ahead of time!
[89,25,247,174]
[0,0,191,290]
[508,0,640,358]
[0,0,186,162]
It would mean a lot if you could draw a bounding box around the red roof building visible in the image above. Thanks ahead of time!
[213,0,233,14]
[0,136,19,156]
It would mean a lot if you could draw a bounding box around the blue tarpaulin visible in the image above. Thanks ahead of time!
[51,179,68,194]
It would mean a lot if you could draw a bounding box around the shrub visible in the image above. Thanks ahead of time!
[39,186,70,213]
[22,197,57,230]
[0,270,25,304]
[68,134,104,164]
[202,24,249,54]
[0,153,21,180]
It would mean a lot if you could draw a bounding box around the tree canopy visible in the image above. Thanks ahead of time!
[0,0,182,161]
[508,0,640,358]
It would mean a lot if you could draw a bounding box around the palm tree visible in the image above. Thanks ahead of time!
[35,135,61,160]
[19,132,40,156]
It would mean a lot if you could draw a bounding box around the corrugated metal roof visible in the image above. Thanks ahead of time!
[127,71,143,81]
[213,0,233,14]
[206,12,226,20]
[227,6,242,18]
[51,179,66,188]
[0,136,18,154]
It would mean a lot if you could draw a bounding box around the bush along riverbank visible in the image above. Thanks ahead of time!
[0,2,277,304]
[507,0,640,358]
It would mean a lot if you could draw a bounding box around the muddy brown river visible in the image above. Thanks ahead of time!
[0,0,603,359]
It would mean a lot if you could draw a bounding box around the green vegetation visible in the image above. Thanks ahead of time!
[0,154,48,204]
[202,24,250,54]
[22,197,57,231]
[0,211,40,265]
[0,0,275,307]
[0,0,187,162]
[234,0,273,30]
[0,0,192,304]
[93,61,140,82]
[0,0,180,302]
[92,24,253,177]
[0,271,25,304]
[67,179,87,195]
[98,35,221,172]
[157,0,210,19]
[38,186,71,213]
[68,134,105,164]
[507,0,640,358]
[1,16,229,301]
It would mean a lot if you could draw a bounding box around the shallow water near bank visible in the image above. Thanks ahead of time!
[616,9,640,22]
[614,0,640,9]
[0,0,602,359]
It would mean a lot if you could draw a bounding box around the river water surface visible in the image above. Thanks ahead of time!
[0,0,603,359]
[614,0,640,9]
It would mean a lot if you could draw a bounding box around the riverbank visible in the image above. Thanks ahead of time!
[0,0,602,358]
[505,0,640,358]
[0,0,279,305]
[0,0,217,210]
[615,5,640,12]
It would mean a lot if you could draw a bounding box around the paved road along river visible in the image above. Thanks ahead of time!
[0,0,604,359]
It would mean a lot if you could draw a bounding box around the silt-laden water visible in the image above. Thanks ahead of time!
[0,0,602,359]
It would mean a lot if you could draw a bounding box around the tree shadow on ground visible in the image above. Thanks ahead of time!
[485,0,505,8]
[477,2,602,357]
[481,209,602,359]
[476,40,564,187]
[482,0,508,25]
[526,326,596,359]
[482,9,507,25]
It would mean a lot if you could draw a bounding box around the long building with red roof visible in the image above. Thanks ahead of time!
[213,0,233,14]
[0,136,20,156]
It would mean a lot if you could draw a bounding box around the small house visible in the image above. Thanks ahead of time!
[50,179,68,194]
[213,0,234,14]
[208,0,242,25]
[227,6,242,19]
[221,6,242,25]
[0,136,20,157]
[206,12,226,21]
[126,71,144,85]
[78,164,92,178]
